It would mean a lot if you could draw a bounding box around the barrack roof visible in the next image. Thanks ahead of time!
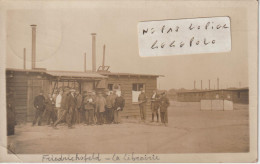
[177,87,249,93]
[99,72,163,77]
[6,68,107,79]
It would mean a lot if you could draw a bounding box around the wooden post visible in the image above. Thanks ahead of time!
[84,52,87,72]
[91,33,96,72]
[31,25,37,69]
[23,48,26,69]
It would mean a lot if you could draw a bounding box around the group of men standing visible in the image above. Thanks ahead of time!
[32,88,125,129]
[138,89,170,126]
[32,87,170,128]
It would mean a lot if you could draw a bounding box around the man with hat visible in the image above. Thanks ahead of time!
[66,88,76,127]
[95,91,106,125]
[83,90,96,125]
[53,87,72,128]
[159,92,170,126]
[74,89,83,124]
[138,88,147,122]
[32,90,45,126]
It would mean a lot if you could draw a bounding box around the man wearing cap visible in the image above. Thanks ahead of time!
[151,90,160,122]
[83,90,96,125]
[95,91,106,125]
[138,88,147,122]
[160,92,170,126]
[32,90,45,126]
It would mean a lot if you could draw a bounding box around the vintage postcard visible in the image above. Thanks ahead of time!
[0,0,258,163]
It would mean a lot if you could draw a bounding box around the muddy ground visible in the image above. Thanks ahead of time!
[7,101,249,154]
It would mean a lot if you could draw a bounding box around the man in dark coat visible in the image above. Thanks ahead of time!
[74,90,83,124]
[95,91,106,125]
[32,90,45,126]
[151,90,161,122]
[83,91,96,125]
[160,92,170,126]
[138,88,147,122]
[45,93,56,125]
[105,91,116,124]
[66,89,76,127]
[7,89,15,135]
[113,91,125,124]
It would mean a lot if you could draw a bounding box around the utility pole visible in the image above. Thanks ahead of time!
[217,77,219,90]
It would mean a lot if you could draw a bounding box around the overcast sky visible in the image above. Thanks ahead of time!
[6,3,248,90]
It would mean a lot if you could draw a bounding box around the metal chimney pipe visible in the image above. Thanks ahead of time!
[217,77,219,90]
[91,33,96,72]
[102,44,106,70]
[31,24,37,69]
[209,80,210,90]
[201,80,202,90]
[194,80,196,89]
[23,48,26,69]
[84,52,87,72]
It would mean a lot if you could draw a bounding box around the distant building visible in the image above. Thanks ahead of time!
[177,88,249,104]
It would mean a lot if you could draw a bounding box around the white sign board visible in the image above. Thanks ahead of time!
[200,100,212,110]
[138,17,231,57]
[224,100,234,110]
[212,100,224,111]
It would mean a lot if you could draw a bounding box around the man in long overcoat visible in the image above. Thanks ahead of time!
[32,90,45,126]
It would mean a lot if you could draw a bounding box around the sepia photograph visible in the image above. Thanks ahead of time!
[0,0,258,163]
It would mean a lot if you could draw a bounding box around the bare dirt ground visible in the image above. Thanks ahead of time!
[8,101,249,154]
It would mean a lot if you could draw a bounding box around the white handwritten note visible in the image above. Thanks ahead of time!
[138,17,231,57]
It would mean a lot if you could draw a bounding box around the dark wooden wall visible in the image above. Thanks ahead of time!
[6,71,52,123]
[6,73,28,124]
[106,75,157,118]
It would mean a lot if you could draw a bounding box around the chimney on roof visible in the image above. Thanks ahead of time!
[91,33,96,72]
[102,44,106,70]
[23,48,26,69]
[31,24,37,69]
[84,52,87,72]
[217,77,219,90]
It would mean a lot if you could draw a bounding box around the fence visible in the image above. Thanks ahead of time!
[200,99,233,111]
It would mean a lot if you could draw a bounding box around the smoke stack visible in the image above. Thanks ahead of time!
[91,33,96,72]
[194,80,196,89]
[31,24,37,69]
[102,44,106,70]
[84,52,87,72]
[201,80,202,90]
[209,80,210,90]
[23,48,26,69]
[217,77,219,90]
